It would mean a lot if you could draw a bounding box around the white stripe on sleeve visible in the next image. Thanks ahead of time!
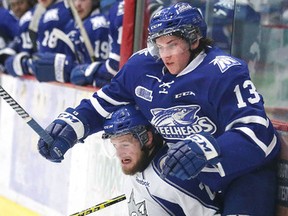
[225,116,269,131]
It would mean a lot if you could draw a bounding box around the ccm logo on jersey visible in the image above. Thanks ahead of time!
[175,91,195,99]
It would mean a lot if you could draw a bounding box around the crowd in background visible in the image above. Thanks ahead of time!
[0,0,287,89]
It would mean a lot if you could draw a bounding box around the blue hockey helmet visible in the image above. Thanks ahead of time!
[147,2,207,57]
[102,104,150,147]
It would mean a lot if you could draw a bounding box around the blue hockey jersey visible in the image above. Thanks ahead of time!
[77,10,109,63]
[37,0,73,53]
[13,7,35,53]
[92,0,124,78]
[60,9,109,64]
[0,7,18,49]
[75,46,280,192]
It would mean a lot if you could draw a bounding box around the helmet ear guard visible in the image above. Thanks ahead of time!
[130,126,149,148]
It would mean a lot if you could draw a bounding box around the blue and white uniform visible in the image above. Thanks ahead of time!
[37,0,72,53]
[59,9,109,64]
[0,7,18,49]
[125,145,220,216]
[77,10,109,63]
[14,7,36,54]
[70,0,124,87]
[103,0,123,76]
[76,46,280,192]
[38,2,280,215]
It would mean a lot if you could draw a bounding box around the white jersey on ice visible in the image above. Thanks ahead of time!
[124,145,220,216]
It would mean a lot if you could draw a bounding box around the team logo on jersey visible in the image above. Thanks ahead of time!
[117,1,125,16]
[135,86,153,102]
[150,105,216,139]
[19,11,32,26]
[128,190,148,216]
[210,56,241,73]
[91,16,109,30]
[43,9,59,23]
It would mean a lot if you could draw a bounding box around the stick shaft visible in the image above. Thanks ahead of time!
[70,194,126,216]
[0,85,54,145]
[67,0,95,62]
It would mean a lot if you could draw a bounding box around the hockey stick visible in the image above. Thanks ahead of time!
[51,28,81,63]
[0,85,54,145]
[67,0,95,62]
[69,194,126,216]
[28,3,46,52]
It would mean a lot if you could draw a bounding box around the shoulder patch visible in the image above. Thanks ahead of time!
[210,56,241,73]
[90,16,109,30]
[43,8,59,23]
[135,86,153,102]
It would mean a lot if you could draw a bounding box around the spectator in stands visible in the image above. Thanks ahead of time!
[69,0,124,88]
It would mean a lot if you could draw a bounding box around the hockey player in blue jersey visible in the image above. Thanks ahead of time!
[0,4,18,65]
[29,0,110,83]
[0,0,37,73]
[3,1,38,77]
[2,0,73,78]
[69,0,124,87]
[102,104,220,215]
[36,0,73,53]
[37,2,280,215]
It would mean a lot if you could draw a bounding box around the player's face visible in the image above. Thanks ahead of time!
[74,0,93,20]
[111,134,149,175]
[156,35,191,75]
[38,0,53,8]
[9,0,30,18]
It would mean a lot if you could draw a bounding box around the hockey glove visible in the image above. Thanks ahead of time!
[4,52,32,77]
[92,66,114,88]
[161,132,220,180]
[70,62,101,86]
[32,52,74,83]
[0,47,16,65]
[37,108,90,163]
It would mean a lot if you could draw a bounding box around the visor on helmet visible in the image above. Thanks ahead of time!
[147,25,200,58]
